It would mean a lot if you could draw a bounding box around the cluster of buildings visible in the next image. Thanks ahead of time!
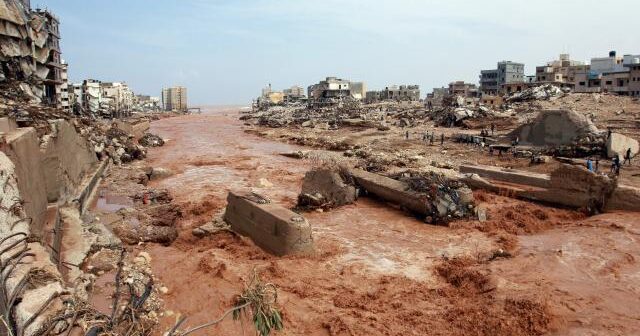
[428,50,640,108]
[0,0,177,117]
[256,77,420,108]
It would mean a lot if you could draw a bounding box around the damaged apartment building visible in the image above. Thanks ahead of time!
[256,84,306,108]
[307,77,366,105]
[365,84,420,103]
[0,0,66,106]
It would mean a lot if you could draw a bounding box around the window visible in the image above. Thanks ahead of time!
[579,81,586,86]
[606,81,612,85]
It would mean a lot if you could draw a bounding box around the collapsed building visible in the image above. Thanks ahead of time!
[0,0,64,105]
[307,77,366,106]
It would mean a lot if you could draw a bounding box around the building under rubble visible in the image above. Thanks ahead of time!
[366,84,420,103]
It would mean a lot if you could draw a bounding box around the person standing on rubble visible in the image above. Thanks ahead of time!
[624,148,632,165]
[440,134,445,145]
[586,157,593,172]
[405,130,409,140]
[595,157,600,172]
[612,154,621,175]
[491,123,495,136]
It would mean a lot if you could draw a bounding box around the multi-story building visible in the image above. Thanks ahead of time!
[448,81,479,97]
[162,86,188,111]
[573,51,638,95]
[101,82,134,117]
[629,59,640,97]
[34,8,64,107]
[59,62,70,113]
[283,85,306,102]
[425,87,448,107]
[82,79,103,114]
[535,54,584,85]
[307,77,351,101]
[379,85,420,101]
[479,61,524,95]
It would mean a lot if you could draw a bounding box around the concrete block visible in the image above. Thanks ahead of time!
[3,127,48,237]
[0,117,17,133]
[606,132,639,159]
[224,191,313,256]
[350,169,429,215]
[606,185,640,212]
[41,119,98,203]
[460,164,550,189]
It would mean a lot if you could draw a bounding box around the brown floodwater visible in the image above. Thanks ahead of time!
[133,106,640,336]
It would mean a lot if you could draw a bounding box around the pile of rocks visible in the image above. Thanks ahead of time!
[139,132,165,147]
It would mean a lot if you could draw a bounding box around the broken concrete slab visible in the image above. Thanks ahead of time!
[350,169,429,215]
[0,116,17,132]
[298,167,357,209]
[606,132,638,159]
[460,164,550,189]
[224,191,313,256]
[605,185,640,212]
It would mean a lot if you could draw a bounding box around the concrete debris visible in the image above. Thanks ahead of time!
[509,109,602,146]
[297,167,357,209]
[225,191,314,256]
[606,132,638,159]
[391,170,475,223]
[139,132,165,147]
[506,84,565,102]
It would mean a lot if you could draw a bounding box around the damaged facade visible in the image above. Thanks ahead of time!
[0,0,64,105]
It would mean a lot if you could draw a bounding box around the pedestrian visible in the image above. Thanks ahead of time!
[440,134,445,145]
[595,157,599,172]
[430,134,434,145]
[405,130,409,140]
[423,132,427,141]
[613,154,621,175]
[491,123,495,136]
[624,148,632,165]
[586,157,593,172]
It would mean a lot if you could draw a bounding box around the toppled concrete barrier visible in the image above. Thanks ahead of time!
[606,132,638,159]
[225,191,313,256]
[460,164,550,189]
[351,169,474,223]
[461,163,640,213]
[351,169,429,215]
[298,167,357,209]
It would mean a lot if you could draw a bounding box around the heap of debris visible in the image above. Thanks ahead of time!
[139,132,165,147]
[506,84,566,102]
[391,170,475,224]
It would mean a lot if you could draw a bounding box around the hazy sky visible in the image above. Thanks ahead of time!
[39,0,639,105]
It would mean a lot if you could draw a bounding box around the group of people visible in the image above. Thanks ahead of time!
[586,148,633,176]
[404,130,445,145]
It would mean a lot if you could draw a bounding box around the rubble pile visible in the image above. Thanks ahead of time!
[243,101,431,130]
[139,132,165,147]
[506,84,566,102]
[391,170,475,224]
[432,105,508,127]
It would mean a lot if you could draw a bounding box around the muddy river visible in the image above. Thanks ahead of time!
[113,106,640,335]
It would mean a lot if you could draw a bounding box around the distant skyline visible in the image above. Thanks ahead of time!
[39,0,640,105]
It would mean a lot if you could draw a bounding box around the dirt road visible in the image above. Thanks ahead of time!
[110,107,640,335]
